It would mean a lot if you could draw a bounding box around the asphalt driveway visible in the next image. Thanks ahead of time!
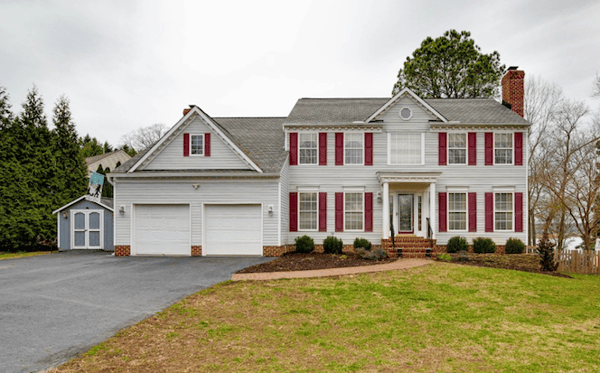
[0,251,272,373]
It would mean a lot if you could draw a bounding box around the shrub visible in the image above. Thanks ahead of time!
[447,236,468,253]
[436,253,452,261]
[537,234,558,272]
[356,247,387,260]
[295,235,314,254]
[505,237,525,254]
[473,237,496,254]
[353,237,372,251]
[323,236,343,254]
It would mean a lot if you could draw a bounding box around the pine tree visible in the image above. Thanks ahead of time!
[537,234,559,272]
[0,85,17,249]
[80,134,105,158]
[0,85,14,129]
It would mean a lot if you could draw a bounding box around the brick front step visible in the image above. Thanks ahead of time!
[381,236,436,259]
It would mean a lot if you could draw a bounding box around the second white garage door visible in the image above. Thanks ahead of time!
[204,204,262,256]
[135,204,190,255]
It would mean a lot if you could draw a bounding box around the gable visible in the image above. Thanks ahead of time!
[141,115,253,171]
[379,96,438,131]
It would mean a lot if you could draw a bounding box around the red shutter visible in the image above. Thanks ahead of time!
[485,133,493,165]
[319,133,327,166]
[319,192,327,232]
[515,192,523,232]
[468,132,477,165]
[183,133,189,157]
[289,133,298,166]
[438,192,447,232]
[365,133,373,166]
[485,192,494,232]
[335,192,344,232]
[438,133,447,165]
[469,192,477,232]
[289,192,298,232]
[515,132,523,166]
[205,133,211,157]
[365,192,373,232]
[335,133,344,165]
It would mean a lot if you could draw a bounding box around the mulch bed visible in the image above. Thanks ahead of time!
[236,252,397,274]
[438,253,572,278]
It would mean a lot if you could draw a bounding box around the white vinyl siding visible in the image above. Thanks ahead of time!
[448,133,467,164]
[495,133,513,165]
[298,192,318,231]
[299,133,318,165]
[190,134,204,155]
[344,192,363,231]
[389,133,423,165]
[345,133,363,165]
[448,193,467,231]
[495,193,513,231]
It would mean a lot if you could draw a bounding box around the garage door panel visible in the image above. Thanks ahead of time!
[205,204,262,256]
[135,205,190,255]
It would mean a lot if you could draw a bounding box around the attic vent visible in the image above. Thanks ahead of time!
[399,107,412,120]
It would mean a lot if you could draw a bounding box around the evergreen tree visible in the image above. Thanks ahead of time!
[52,95,87,209]
[0,85,14,129]
[80,134,105,158]
[94,164,113,198]
[0,86,17,248]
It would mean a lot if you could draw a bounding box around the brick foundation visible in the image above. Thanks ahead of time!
[191,246,202,256]
[263,245,295,257]
[115,245,131,256]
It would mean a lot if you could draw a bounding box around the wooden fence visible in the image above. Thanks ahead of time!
[555,250,600,274]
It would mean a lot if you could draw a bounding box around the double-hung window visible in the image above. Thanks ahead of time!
[495,193,513,230]
[299,133,318,165]
[448,133,467,164]
[345,193,363,231]
[345,133,363,165]
[389,133,423,165]
[298,192,318,230]
[190,134,204,155]
[448,192,467,231]
[495,133,513,164]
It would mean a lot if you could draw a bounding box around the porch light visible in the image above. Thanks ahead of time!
[119,205,126,215]
[268,205,274,216]
[377,191,382,203]
[62,211,68,219]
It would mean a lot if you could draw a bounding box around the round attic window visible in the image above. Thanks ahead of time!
[399,107,412,120]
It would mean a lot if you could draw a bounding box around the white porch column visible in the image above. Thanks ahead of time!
[429,183,436,239]
[382,182,390,239]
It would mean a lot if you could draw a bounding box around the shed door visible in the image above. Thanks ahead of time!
[134,204,190,255]
[204,204,262,255]
[71,210,103,249]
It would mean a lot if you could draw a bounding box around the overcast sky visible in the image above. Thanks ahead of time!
[1,0,599,147]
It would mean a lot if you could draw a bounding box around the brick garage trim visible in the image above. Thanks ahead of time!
[191,246,202,256]
[115,245,130,256]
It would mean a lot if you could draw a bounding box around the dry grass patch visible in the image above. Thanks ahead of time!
[51,263,600,372]
[0,251,53,260]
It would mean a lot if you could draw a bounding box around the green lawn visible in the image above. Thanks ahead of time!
[52,263,600,372]
[0,251,53,260]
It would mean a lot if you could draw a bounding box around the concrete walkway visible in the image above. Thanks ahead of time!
[232,258,431,281]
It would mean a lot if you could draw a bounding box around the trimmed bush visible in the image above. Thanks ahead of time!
[353,237,372,251]
[505,237,525,254]
[323,236,343,254]
[473,237,496,254]
[356,247,387,260]
[295,235,314,254]
[447,236,468,253]
[537,234,558,271]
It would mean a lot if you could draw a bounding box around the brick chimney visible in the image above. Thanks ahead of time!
[501,66,525,117]
[183,108,191,116]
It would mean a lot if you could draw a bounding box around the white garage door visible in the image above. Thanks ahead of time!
[204,204,262,256]
[135,204,190,255]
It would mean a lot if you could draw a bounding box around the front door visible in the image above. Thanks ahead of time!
[71,210,103,249]
[398,194,414,233]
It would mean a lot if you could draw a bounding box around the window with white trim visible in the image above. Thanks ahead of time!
[495,192,513,230]
[190,134,204,155]
[299,133,318,165]
[345,133,363,165]
[448,133,467,164]
[495,133,513,164]
[448,192,467,231]
[299,192,318,230]
[389,133,423,165]
[345,192,363,231]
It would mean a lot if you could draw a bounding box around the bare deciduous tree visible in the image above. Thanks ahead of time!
[120,123,168,152]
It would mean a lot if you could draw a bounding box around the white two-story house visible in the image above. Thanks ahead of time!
[109,68,529,257]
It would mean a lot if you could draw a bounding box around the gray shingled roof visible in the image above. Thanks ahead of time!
[285,97,529,125]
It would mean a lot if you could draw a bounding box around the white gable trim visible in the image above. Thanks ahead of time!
[365,88,448,123]
[128,106,263,173]
[52,195,114,214]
